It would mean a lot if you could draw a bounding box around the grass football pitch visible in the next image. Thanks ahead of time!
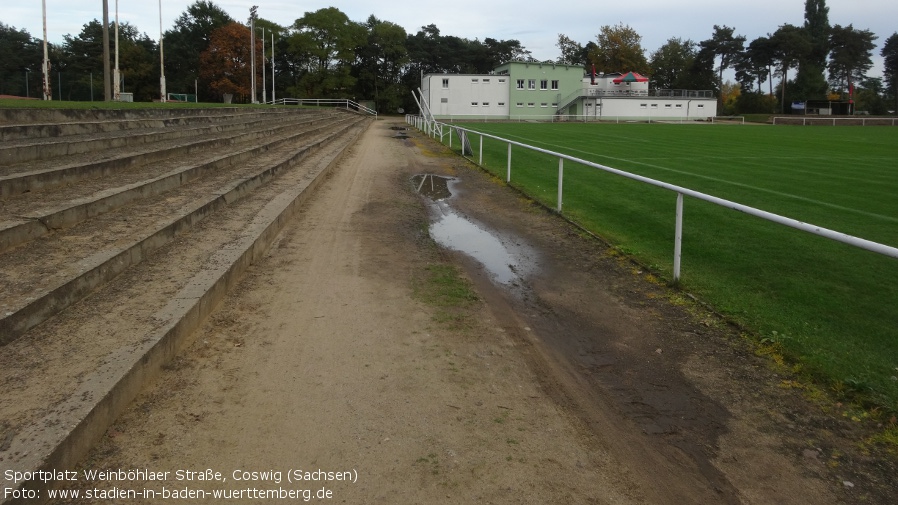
[446,121,898,413]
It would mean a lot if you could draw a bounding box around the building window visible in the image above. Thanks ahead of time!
[498,78,506,83]
[551,80,559,90]
[482,102,490,106]
[442,78,449,89]
[471,102,478,106]
[483,78,490,83]
[527,102,535,107]
[516,102,524,107]
[498,102,505,106]
[551,103,558,107]
[440,98,448,103]
[471,78,479,83]
[697,104,705,108]
[650,104,658,108]
[516,79,525,89]
[665,104,672,108]
[540,80,548,90]
[540,103,548,107]
[528,79,536,90]
[640,104,647,108]
[675,104,683,108]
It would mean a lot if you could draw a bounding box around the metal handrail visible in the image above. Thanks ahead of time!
[406,115,898,281]
[270,98,377,117]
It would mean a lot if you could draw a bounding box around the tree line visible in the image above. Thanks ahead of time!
[1,0,896,114]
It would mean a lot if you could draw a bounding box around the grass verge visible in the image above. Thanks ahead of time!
[413,263,480,330]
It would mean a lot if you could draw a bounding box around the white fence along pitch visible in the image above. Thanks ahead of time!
[406,115,898,282]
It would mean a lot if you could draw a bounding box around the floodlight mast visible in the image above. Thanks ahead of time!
[41,0,51,100]
[159,0,166,102]
[257,26,266,103]
[249,6,258,104]
[102,0,111,101]
[114,0,120,101]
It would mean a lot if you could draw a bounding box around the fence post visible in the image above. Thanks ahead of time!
[557,158,564,212]
[479,134,483,165]
[673,192,684,282]
[506,142,512,182]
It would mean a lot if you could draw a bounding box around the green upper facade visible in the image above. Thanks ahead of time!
[494,62,586,119]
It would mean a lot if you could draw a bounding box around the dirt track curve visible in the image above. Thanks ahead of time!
[1,112,895,504]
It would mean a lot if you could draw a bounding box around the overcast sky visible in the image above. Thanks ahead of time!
[5,0,896,77]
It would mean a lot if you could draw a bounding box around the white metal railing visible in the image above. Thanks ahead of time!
[406,115,898,282]
[772,116,898,126]
[270,98,377,117]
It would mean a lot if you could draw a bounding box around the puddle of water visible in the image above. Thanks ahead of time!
[391,126,410,139]
[414,174,533,286]
[430,212,520,284]
[411,174,452,201]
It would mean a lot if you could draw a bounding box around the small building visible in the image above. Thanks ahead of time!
[419,61,717,121]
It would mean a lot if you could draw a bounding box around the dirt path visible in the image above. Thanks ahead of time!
[52,120,894,504]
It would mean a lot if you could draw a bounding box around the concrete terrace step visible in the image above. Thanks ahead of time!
[0,111,341,195]
[0,109,298,141]
[0,114,358,252]
[0,107,372,504]
[0,106,263,126]
[0,115,365,345]
[0,110,338,166]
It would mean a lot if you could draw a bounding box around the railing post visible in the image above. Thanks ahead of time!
[479,134,483,165]
[673,192,684,282]
[557,158,564,212]
[506,142,512,182]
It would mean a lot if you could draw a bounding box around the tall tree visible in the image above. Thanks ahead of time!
[556,34,586,66]
[405,24,443,76]
[882,33,898,114]
[199,22,259,102]
[589,23,649,74]
[55,20,158,101]
[164,0,234,100]
[0,23,42,97]
[770,24,812,112]
[803,0,830,69]
[649,38,697,89]
[736,36,775,93]
[854,77,887,115]
[290,7,365,97]
[683,46,718,92]
[355,15,408,113]
[481,38,531,70]
[794,0,830,100]
[828,24,877,109]
[699,25,746,86]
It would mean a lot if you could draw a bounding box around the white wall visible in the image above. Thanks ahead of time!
[423,75,510,118]
[579,98,718,119]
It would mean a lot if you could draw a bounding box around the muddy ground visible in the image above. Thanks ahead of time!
[51,120,895,504]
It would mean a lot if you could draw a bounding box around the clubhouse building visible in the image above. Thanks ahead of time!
[419,61,718,121]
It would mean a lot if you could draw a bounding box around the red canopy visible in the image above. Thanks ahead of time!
[612,71,649,83]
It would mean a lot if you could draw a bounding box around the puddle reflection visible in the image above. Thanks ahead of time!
[414,174,533,286]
